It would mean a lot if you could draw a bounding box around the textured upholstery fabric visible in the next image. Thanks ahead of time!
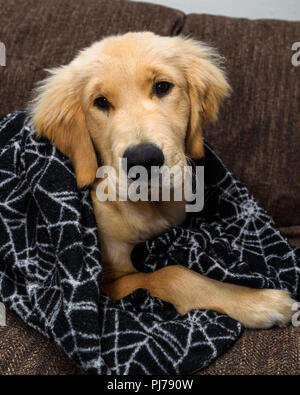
[0,0,299,375]
[198,325,300,375]
[0,0,184,114]
[280,226,300,247]
[0,311,81,375]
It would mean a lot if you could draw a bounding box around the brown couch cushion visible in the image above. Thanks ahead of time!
[181,15,300,228]
[0,311,81,375]
[1,308,299,375]
[0,0,184,115]
[280,226,300,247]
[198,325,300,375]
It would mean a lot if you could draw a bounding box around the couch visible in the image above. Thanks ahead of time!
[0,0,299,374]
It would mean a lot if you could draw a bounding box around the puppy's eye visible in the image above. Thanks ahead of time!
[94,96,110,110]
[154,81,173,98]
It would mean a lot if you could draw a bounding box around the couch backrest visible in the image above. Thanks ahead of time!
[0,0,299,227]
[0,0,183,113]
[182,14,300,227]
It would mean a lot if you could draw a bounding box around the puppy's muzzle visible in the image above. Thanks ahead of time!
[122,143,165,179]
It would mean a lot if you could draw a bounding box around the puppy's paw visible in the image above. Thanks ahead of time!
[235,289,295,329]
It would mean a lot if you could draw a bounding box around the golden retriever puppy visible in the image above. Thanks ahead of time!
[29,32,295,328]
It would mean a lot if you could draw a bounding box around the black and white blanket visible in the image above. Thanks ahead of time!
[0,111,299,374]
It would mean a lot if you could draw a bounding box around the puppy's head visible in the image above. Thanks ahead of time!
[29,32,230,188]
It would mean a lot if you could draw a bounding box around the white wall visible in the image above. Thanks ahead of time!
[132,0,300,21]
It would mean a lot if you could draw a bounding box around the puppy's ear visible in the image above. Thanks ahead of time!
[179,38,231,158]
[29,66,98,188]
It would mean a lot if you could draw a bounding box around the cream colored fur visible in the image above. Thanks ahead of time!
[29,32,295,328]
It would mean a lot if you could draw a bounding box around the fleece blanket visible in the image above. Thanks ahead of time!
[0,110,299,375]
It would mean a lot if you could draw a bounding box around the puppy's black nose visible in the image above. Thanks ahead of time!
[123,143,165,175]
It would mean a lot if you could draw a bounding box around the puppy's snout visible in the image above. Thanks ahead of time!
[122,143,165,176]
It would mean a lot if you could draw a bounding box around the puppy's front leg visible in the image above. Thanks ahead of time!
[103,265,295,329]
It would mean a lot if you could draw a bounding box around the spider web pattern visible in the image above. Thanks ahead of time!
[0,111,299,375]
[132,144,300,299]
